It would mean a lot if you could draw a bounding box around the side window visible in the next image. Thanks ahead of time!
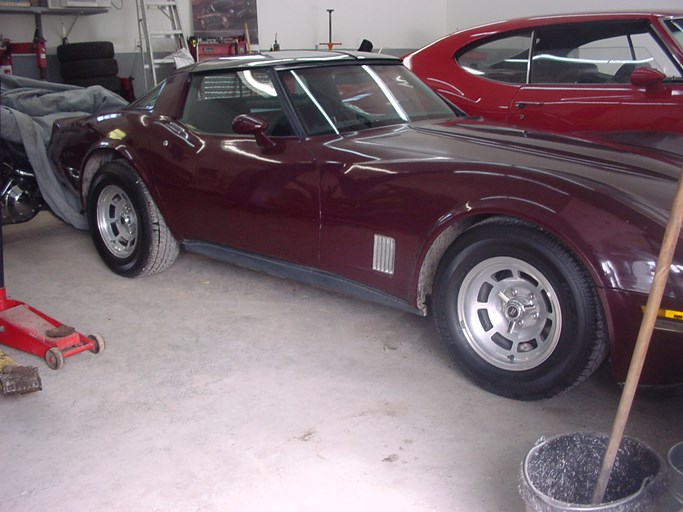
[530,21,682,84]
[627,33,681,79]
[130,81,165,110]
[570,33,681,82]
[180,70,293,135]
[455,32,532,84]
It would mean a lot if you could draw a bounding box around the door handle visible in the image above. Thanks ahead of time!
[157,120,197,148]
[165,122,188,137]
[515,101,545,109]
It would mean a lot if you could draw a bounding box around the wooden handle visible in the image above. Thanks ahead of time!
[592,165,683,503]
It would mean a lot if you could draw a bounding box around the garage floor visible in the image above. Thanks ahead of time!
[1,212,681,512]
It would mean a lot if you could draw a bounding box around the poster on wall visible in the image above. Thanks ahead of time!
[192,0,259,45]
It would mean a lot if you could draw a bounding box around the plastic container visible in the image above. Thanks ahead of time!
[519,432,667,512]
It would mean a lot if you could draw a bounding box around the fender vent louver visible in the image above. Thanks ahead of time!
[373,234,395,275]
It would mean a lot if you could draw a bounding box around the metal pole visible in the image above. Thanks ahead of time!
[327,9,333,47]
[319,9,341,50]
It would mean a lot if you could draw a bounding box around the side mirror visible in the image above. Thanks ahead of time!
[232,114,276,148]
[630,67,666,92]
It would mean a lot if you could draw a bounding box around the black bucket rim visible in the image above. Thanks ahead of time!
[521,431,666,509]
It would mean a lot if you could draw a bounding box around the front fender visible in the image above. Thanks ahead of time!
[419,166,676,297]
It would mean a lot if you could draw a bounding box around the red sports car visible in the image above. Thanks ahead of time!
[48,51,683,399]
[404,12,683,133]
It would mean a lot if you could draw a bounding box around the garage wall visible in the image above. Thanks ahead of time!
[255,0,447,52]
[0,0,681,93]
[0,0,448,55]
[4,0,681,56]
[445,1,683,32]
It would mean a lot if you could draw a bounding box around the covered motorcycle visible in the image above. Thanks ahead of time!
[0,74,126,227]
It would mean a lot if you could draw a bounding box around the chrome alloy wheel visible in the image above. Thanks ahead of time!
[457,256,562,371]
[95,184,138,258]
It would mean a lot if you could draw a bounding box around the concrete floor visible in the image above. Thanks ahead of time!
[1,212,681,512]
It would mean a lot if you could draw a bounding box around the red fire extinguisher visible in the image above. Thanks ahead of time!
[33,29,47,70]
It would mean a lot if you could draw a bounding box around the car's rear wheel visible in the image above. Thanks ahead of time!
[87,161,179,277]
[433,218,607,400]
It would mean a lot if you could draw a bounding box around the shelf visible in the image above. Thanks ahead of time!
[0,4,108,78]
[0,5,107,41]
[0,5,107,16]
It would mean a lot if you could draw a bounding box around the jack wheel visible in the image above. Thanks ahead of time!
[88,333,106,354]
[45,348,65,370]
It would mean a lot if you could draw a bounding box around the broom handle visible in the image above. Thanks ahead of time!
[592,164,683,504]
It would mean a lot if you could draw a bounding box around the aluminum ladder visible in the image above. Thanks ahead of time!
[136,0,189,89]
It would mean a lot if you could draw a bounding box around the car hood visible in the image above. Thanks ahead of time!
[398,119,683,224]
[585,131,683,161]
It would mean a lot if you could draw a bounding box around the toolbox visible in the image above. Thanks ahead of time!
[189,36,248,62]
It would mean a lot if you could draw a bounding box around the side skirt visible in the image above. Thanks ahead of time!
[183,241,423,316]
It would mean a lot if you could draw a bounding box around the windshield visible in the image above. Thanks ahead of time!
[665,18,683,53]
[278,64,456,135]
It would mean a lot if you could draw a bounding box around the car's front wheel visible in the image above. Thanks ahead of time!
[433,218,607,400]
[87,161,179,277]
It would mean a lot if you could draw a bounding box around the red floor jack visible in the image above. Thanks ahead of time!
[0,222,104,370]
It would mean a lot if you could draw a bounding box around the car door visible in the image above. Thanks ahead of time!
[508,20,683,132]
[148,69,320,267]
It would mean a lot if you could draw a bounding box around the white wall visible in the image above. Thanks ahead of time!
[445,1,683,33]
[255,0,448,52]
[0,0,681,56]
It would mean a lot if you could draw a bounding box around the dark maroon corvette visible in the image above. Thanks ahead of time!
[49,51,683,399]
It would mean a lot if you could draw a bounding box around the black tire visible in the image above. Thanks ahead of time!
[60,58,118,80]
[433,217,607,400]
[57,41,115,62]
[64,75,122,94]
[87,161,180,277]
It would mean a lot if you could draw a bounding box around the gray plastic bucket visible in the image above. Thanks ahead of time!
[519,432,667,512]
[668,442,683,512]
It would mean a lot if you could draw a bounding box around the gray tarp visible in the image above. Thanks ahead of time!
[0,74,127,229]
